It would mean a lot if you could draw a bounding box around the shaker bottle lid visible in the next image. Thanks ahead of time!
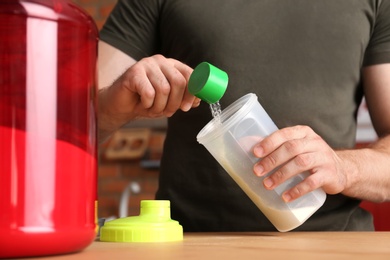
[188,62,228,104]
[100,200,183,242]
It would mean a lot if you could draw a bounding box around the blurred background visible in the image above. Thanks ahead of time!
[73,0,166,220]
[73,0,385,229]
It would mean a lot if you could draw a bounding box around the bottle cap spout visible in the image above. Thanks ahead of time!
[100,200,183,243]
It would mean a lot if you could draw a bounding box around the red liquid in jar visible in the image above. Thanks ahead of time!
[0,0,98,258]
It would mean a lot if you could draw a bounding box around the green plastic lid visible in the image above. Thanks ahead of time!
[188,62,228,104]
[100,200,183,242]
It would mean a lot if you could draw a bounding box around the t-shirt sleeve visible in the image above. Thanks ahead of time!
[363,0,390,66]
[99,0,161,61]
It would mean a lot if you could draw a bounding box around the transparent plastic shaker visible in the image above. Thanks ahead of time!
[188,63,326,232]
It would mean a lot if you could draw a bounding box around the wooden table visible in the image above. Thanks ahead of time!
[23,232,390,259]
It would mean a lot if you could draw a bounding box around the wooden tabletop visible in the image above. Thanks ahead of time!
[24,232,390,260]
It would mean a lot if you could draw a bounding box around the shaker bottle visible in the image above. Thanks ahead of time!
[0,0,98,258]
[188,63,326,232]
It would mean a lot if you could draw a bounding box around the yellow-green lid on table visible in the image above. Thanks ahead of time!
[100,200,183,242]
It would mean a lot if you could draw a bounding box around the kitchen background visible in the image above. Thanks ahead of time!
[73,0,383,227]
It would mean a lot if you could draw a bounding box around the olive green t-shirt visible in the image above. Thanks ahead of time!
[100,0,390,231]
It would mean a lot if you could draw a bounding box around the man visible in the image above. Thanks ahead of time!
[98,0,390,231]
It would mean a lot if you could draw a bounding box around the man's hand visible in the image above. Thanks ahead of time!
[98,54,200,140]
[253,125,348,202]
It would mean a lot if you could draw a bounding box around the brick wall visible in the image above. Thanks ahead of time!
[73,0,117,29]
[98,129,164,219]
